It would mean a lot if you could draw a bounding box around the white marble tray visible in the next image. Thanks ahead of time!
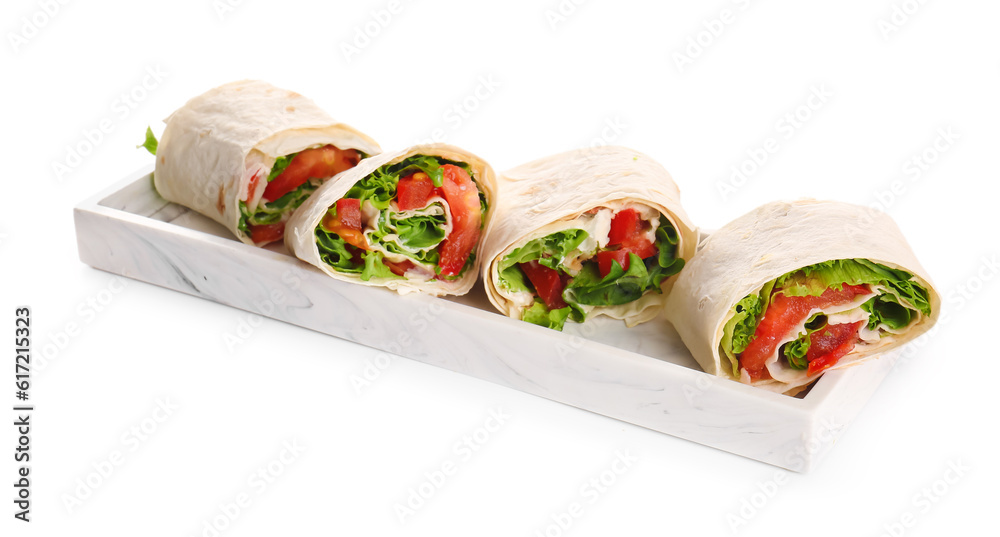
[73,166,899,472]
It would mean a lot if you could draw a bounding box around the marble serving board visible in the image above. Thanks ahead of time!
[73,167,899,472]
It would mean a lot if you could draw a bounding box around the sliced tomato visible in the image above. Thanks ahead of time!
[805,321,864,376]
[437,165,483,276]
[263,146,361,202]
[608,208,642,246]
[621,235,658,259]
[739,284,871,381]
[335,198,362,229]
[607,208,658,259]
[249,222,285,245]
[597,249,631,278]
[321,198,368,250]
[383,258,415,277]
[519,261,567,310]
[397,172,438,211]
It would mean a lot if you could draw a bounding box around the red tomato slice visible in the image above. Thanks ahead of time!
[519,261,567,310]
[739,284,871,381]
[383,258,415,277]
[321,198,367,250]
[806,321,864,376]
[249,222,285,245]
[608,208,642,246]
[620,235,658,259]
[397,172,436,211]
[335,198,362,229]
[437,165,483,276]
[597,249,631,278]
[606,208,657,259]
[263,146,361,202]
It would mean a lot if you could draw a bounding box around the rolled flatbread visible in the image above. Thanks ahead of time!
[664,199,940,393]
[154,80,381,246]
[286,143,496,296]
[480,146,698,330]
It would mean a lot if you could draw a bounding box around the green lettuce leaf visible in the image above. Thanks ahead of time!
[364,206,447,267]
[521,302,572,331]
[776,259,930,315]
[345,165,397,210]
[238,201,252,236]
[398,155,443,186]
[781,313,828,370]
[315,226,362,273]
[393,213,447,249]
[138,127,158,156]
[361,251,403,281]
[564,253,656,307]
[860,293,912,331]
[377,205,448,251]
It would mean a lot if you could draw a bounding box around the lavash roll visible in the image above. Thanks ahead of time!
[664,199,941,393]
[286,143,496,296]
[154,80,381,246]
[481,146,698,327]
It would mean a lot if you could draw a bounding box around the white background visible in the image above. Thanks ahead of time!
[3,0,999,535]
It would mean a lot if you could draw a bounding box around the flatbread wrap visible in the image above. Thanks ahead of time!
[664,199,940,393]
[480,146,698,330]
[285,143,496,297]
[153,80,381,246]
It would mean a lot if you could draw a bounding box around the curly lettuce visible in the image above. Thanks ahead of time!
[776,259,931,316]
[522,302,573,331]
[316,224,361,273]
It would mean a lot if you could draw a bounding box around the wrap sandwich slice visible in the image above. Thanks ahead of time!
[664,200,940,393]
[285,143,496,296]
[481,146,698,330]
[153,80,381,246]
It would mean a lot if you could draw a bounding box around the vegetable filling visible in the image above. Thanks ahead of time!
[314,155,488,282]
[239,145,362,244]
[497,207,685,331]
[720,259,932,382]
